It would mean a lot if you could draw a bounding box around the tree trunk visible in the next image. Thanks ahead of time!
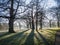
[57,14,59,27]
[9,18,15,33]
[40,21,42,29]
[49,20,51,28]
[31,6,35,31]
[32,19,34,30]
[29,21,32,29]
[27,23,29,29]
[9,0,15,33]
[29,18,32,29]
[36,12,38,31]
[19,22,21,30]
[57,20,59,27]
[35,0,39,31]
[26,20,29,29]
[40,16,42,29]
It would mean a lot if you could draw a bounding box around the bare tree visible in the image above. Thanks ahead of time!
[0,0,26,33]
[50,6,60,27]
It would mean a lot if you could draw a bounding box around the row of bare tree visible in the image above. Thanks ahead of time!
[0,0,60,33]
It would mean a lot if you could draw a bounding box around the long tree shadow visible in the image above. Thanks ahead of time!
[36,30,50,45]
[0,32,11,37]
[34,33,43,45]
[24,30,34,45]
[0,30,28,38]
[0,30,29,45]
[54,30,60,45]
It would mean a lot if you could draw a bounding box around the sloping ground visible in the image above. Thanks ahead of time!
[0,28,60,45]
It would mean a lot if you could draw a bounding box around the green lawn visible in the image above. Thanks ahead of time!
[0,28,60,45]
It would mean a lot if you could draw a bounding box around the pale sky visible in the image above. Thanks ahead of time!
[0,0,58,25]
[45,0,57,9]
[25,0,31,4]
[26,0,57,9]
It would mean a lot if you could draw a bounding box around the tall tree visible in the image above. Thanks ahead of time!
[0,0,26,32]
[9,0,15,32]
[31,4,35,30]
[50,6,60,27]
[35,0,39,31]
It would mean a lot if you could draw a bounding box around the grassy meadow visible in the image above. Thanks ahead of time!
[0,28,60,45]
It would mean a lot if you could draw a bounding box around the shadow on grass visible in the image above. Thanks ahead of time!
[36,30,50,45]
[24,30,34,45]
[0,32,11,37]
[0,30,29,45]
[54,30,60,45]
[34,33,43,45]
